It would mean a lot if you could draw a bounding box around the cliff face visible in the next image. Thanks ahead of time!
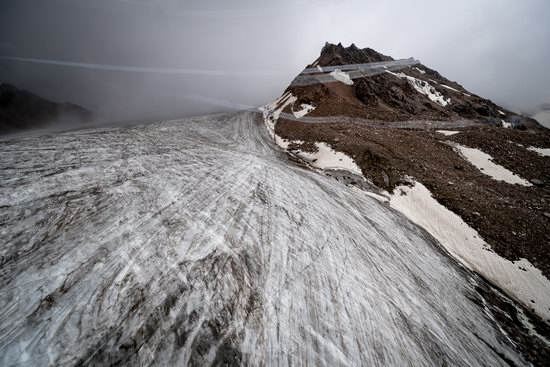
[0,84,92,134]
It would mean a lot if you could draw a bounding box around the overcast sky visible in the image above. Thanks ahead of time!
[1,0,549,122]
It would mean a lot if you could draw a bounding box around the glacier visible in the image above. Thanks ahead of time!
[0,112,537,366]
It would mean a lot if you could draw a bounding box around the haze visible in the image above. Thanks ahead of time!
[1,0,549,123]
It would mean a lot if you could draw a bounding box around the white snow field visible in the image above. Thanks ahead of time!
[0,112,538,366]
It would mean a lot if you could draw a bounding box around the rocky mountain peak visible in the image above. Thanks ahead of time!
[316,42,393,67]
[295,43,542,129]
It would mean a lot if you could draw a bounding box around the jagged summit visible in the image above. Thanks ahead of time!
[314,42,394,66]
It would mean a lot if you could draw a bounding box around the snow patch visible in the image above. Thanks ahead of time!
[413,66,426,74]
[463,93,472,97]
[292,142,362,176]
[437,130,460,136]
[501,120,512,129]
[440,84,460,93]
[330,69,354,85]
[260,92,297,138]
[386,71,451,107]
[261,94,362,177]
[527,146,550,157]
[498,110,506,116]
[261,92,315,149]
[453,144,531,186]
[292,103,315,119]
[390,182,550,320]
[274,136,303,150]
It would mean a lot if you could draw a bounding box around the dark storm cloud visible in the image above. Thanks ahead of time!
[1,0,549,123]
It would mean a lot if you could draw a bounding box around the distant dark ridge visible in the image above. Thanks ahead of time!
[0,83,92,134]
[285,42,543,129]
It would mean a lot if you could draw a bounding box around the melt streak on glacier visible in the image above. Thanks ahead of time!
[0,113,531,366]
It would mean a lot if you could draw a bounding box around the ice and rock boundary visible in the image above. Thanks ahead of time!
[261,93,550,322]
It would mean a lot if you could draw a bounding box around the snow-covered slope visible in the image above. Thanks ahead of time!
[0,112,535,366]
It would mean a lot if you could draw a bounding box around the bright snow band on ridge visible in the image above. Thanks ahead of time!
[291,58,420,87]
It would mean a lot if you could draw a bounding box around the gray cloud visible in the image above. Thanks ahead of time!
[1,0,549,123]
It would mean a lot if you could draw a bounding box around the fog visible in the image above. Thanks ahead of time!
[1,0,549,123]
